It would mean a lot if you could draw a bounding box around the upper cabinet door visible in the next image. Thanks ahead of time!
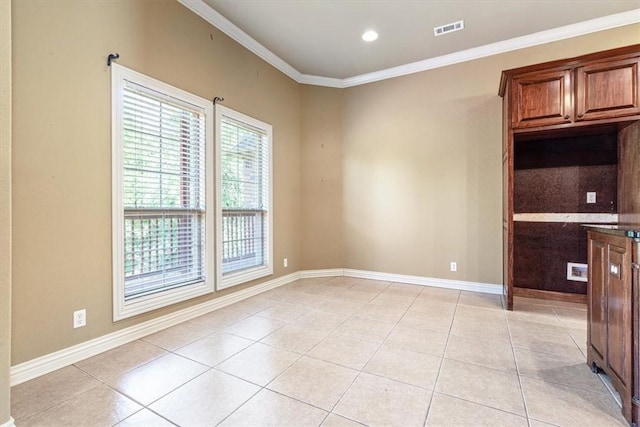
[576,57,640,122]
[511,69,572,129]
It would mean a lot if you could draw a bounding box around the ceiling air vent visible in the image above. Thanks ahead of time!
[433,20,464,37]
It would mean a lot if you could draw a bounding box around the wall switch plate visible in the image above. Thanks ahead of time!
[283,258,288,268]
[450,262,457,272]
[73,309,86,328]
[587,192,596,203]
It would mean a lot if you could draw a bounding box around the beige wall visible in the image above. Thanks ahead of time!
[11,0,301,365]
[300,86,344,269]
[339,24,640,285]
[1,0,12,422]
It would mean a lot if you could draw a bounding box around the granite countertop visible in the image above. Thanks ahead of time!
[582,224,640,238]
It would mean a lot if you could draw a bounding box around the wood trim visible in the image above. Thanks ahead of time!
[513,287,588,304]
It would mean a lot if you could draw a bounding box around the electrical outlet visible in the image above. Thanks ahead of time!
[73,309,86,328]
[587,192,596,204]
[283,258,288,268]
[450,262,457,272]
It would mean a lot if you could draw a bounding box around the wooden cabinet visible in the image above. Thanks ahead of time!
[576,57,640,122]
[587,230,638,426]
[501,46,640,131]
[511,69,572,128]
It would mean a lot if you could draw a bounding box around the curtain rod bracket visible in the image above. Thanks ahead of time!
[107,53,120,67]
[213,97,224,105]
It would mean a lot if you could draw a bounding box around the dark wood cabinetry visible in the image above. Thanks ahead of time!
[576,57,640,122]
[503,46,640,132]
[499,44,640,309]
[511,69,572,128]
[587,230,639,426]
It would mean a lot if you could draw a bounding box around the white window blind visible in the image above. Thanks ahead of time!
[112,64,214,320]
[216,106,273,288]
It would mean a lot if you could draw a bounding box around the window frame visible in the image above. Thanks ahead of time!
[215,105,274,290]
[111,64,215,321]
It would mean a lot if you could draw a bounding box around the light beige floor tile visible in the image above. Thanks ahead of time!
[369,293,416,309]
[384,325,448,357]
[285,291,330,307]
[268,356,359,410]
[509,302,563,326]
[445,334,517,373]
[554,307,587,329]
[257,302,311,322]
[115,409,174,426]
[455,304,507,322]
[425,393,528,426]
[11,365,102,421]
[417,287,460,304]
[514,348,606,392]
[260,286,295,301]
[364,345,442,389]
[334,372,431,427]
[261,323,328,353]
[450,317,511,344]
[190,306,251,330]
[356,304,406,323]
[398,310,454,334]
[436,358,525,416]
[216,342,300,386]
[75,340,167,383]
[174,332,254,366]
[150,369,259,426]
[316,298,365,316]
[19,384,140,427]
[349,280,391,294]
[338,289,379,304]
[308,332,380,370]
[224,315,286,340]
[383,283,423,297]
[141,320,213,351]
[322,413,366,426]
[110,353,209,405]
[508,318,569,336]
[336,316,395,343]
[528,420,560,427]
[293,309,349,334]
[510,327,585,360]
[219,389,328,426]
[228,295,278,314]
[458,291,504,309]
[408,298,457,315]
[522,377,627,426]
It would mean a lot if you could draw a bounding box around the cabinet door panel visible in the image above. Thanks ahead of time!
[607,244,631,390]
[576,57,640,121]
[512,70,572,129]
[588,237,607,362]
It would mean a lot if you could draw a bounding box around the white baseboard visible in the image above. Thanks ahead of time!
[0,417,15,427]
[299,268,344,278]
[10,268,500,386]
[343,268,502,294]
[10,272,300,386]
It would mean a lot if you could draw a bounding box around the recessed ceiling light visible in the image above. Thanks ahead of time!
[362,30,378,42]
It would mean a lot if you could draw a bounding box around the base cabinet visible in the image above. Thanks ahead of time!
[587,231,639,426]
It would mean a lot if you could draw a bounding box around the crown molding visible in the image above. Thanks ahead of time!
[178,0,301,82]
[179,0,640,89]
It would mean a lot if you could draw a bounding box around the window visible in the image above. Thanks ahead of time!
[216,105,273,289]
[112,64,214,320]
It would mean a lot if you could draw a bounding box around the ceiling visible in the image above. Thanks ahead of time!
[183,0,640,87]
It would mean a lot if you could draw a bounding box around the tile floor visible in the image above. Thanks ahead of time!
[11,277,629,426]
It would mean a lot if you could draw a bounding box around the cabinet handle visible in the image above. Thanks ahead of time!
[564,114,570,119]
[577,112,584,118]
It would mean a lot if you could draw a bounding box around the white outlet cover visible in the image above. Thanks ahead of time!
[450,262,457,272]
[73,309,86,328]
[587,192,596,203]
